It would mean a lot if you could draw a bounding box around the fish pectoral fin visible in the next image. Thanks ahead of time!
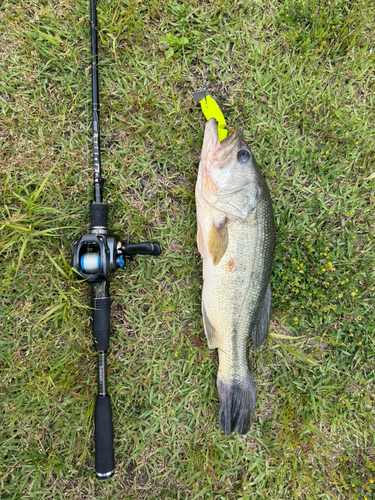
[202,303,221,349]
[251,282,271,351]
[208,218,228,266]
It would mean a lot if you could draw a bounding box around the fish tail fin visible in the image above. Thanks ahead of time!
[217,370,256,436]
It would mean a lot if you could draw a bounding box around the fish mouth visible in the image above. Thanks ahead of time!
[202,119,245,165]
[201,118,221,160]
[220,128,244,147]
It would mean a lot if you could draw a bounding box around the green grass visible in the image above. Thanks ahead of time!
[1,0,375,498]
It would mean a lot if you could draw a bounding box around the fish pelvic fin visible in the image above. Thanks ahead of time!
[196,222,206,258]
[202,302,221,349]
[217,371,256,436]
[251,282,271,351]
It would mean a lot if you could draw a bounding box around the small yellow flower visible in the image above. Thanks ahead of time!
[286,14,289,17]
[355,141,358,144]
[213,74,216,77]
[322,268,326,272]
[328,262,332,267]
[355,120,357,123]
[358,342,362,345]
[351,484,354,487]
[304,125,306,127]
[326,151,329,154]
[328,211,333,215]
[355,289,358,292]
[369,479,374,484]
[323,333,326,336]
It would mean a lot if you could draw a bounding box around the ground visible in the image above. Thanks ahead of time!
[1,0,374,499]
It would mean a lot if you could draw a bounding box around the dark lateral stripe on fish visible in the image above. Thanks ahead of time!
[217,371,256,436]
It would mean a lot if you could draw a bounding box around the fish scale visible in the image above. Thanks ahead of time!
[196,118,275,435]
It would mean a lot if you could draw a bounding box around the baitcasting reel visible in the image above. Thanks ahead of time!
[72,205,161,283]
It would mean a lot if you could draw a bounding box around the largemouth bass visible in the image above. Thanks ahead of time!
[195,118,276,435]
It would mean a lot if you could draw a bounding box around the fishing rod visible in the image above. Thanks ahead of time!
[72,0,162,479]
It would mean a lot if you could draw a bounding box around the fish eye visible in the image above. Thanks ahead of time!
[237,150,250,163]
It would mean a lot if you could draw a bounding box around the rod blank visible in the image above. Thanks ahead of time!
[90,0,102,203]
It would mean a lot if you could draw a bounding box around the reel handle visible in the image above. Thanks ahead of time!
[122,242,162,256]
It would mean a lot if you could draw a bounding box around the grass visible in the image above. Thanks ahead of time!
[1,0,374,498]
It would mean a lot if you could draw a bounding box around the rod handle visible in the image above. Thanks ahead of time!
[94,395,115,479]
[91,283,110,351]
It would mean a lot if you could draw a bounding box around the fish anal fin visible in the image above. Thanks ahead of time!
[208,218,228,266]
[202,302,221,349]
[251,282,271,351]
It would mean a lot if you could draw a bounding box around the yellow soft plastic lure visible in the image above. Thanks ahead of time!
[193,88,228,141]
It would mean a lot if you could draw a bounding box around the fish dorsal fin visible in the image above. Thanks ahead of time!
[251,282,271,351]
[208,218,228,265]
